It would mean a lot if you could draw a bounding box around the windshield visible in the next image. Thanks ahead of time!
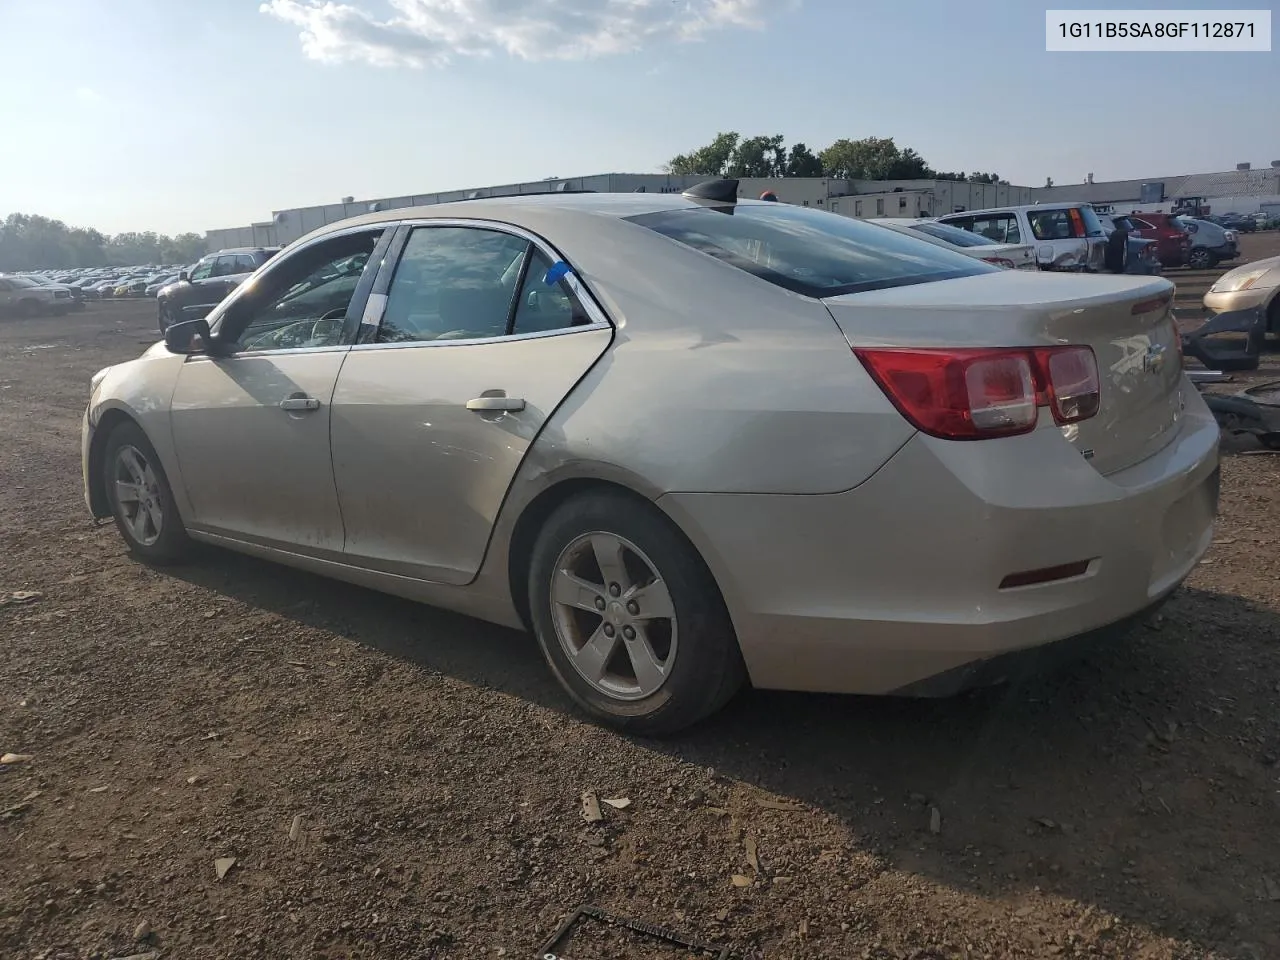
[627,203,994,298]
[9,277,38,288]
[909,221,1003,248]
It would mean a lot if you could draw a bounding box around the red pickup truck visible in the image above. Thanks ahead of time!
[1122,213,1191,268]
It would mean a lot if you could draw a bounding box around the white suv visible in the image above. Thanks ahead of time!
[0,275,74,316]
[938,203,1109,272]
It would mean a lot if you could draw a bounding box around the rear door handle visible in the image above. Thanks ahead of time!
[280,397,321,412]
[466,396,526,412]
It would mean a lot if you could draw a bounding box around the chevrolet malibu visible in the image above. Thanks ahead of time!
[82,183,1220,734]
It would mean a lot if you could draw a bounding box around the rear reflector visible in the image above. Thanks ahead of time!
[999,560,1092,590]
[855,345,1100,441]
[1131,293,1172,315]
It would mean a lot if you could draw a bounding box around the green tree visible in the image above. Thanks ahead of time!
[727,134,787,177]
[967,172,1008,185]
[666,131,741,176]
[819,137,931,180]
[0,213,204,271]
[785,143,823,177]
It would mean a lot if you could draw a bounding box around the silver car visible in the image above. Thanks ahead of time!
[82,185,1220,734]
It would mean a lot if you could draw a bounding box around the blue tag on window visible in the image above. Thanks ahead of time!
[543,261,571,286]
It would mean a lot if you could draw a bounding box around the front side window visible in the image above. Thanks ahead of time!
[628,202,994,298]
[378,227,531,343]
[217,230,383,353]
[188,258,215,281]
[212,256,243,278]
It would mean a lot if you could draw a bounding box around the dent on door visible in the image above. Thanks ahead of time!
[330,328,612,585]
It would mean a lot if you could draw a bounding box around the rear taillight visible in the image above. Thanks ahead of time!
[855,346,1100,441]
[981,257,1016,269]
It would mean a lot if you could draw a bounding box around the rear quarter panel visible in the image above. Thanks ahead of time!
[499,207,915,497]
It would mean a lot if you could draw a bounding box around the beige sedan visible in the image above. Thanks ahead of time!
[1203,255,1280,332]
[82,184,1220,734]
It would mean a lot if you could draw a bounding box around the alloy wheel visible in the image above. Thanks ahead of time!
[112,444,164,547]
[549,531,678,701]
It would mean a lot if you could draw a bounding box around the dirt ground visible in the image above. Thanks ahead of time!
[3,238,1280,960]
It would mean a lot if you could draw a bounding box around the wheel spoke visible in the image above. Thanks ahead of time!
[144,500,164,535]
[624,625,667,694]
[590,534,631,592]
[573,623,620,685]
[626,578,674,620]
[119,447,147,484]
[129,504,151,541]
[115,480,143,504]
[552,568,605,613]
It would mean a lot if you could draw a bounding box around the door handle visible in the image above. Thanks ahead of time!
[280,397,321,412]
[466,396,526,412]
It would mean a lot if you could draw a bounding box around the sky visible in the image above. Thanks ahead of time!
[0,0,1276,236]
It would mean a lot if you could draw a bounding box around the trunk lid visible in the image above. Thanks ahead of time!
[823,272,1184,476]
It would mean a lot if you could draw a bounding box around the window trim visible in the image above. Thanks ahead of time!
[349,218,613,354]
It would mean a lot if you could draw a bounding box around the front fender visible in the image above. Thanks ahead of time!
[88,350,190,519]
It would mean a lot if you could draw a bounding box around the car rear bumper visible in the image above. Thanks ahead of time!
[659,384,1219,696]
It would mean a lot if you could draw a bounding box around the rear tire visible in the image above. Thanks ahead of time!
[1187,247,1213,270]
[528,491,745,736]
[102,421,191,564]
[18,298,42,318]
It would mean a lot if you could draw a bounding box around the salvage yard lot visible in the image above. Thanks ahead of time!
[2,241,1280,959]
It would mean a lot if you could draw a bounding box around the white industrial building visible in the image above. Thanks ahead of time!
[203,163,1280,252]
[203,174,1033,251]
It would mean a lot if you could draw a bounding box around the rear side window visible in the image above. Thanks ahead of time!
[627,203,994,298]
[910,222,1001,248]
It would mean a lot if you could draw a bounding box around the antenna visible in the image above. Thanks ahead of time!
[682,179,740,202]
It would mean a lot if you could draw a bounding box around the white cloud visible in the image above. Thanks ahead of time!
[261,0,788,68]
[75,87,103,103]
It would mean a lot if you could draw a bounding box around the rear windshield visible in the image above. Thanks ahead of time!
[909,221,1001,248]
[626,203,994,298]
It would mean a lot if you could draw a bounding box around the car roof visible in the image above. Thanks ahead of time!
[295,192,737,245]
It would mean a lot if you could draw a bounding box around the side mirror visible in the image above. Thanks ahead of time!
[179,270,190,282]
[164,317,213,355]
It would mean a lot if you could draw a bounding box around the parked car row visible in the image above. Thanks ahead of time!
[915,202,1241,272]
[5,264,189,305]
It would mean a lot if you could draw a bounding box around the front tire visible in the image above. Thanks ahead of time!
[102,421,191,564]
[528,491,745,736]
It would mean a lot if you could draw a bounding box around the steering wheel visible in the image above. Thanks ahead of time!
[242,308,347,351]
